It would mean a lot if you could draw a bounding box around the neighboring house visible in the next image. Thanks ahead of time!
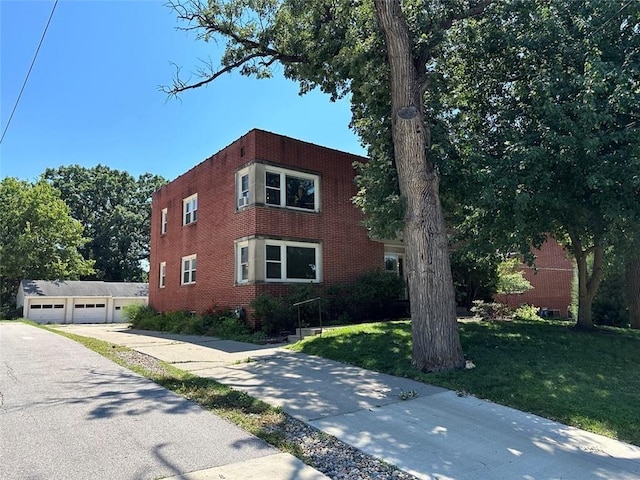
[494,238,574,317]
[17,280,148,324]
[149,129,403,325]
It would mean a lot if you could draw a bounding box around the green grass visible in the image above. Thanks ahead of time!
[289,319,640,446]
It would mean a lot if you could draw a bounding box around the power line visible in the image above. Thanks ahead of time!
[0,0,59,144]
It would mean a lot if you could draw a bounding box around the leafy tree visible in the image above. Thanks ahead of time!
[0,178,94,310]
[450,249,499,309]
[43,165,166,282]
[444,0,640,329]
[161,0,494,371]
[495,258,533,304]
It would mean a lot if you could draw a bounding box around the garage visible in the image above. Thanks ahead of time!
[72,299,108,323]
[28,302,66,323]
[17,280,148,324]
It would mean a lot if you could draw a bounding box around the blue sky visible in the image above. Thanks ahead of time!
[1,0,365,183]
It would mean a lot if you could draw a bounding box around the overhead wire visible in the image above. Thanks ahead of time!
[0,0,59,144]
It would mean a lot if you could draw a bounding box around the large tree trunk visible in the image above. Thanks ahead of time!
[625,255,640,329]
[570,233,603,330]
[374,0,464,372]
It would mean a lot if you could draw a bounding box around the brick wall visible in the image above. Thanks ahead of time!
[495,238,574,317]
[149,129,384,325]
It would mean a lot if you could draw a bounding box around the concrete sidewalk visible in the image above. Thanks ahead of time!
[59,324,640,480]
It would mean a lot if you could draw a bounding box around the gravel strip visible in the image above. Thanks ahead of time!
[113,349,418,480]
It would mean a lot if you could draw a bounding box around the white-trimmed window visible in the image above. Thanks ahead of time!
[161,208,168,234]
[238,173,250,208]
[265,167,319,212]
[159,262,166,288]
[237,243,249,283]
[183,194,198,225]
[181,255,196,285]
[265,240,321,282]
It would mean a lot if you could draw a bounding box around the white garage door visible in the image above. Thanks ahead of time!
[28,302,65,323]
[73,299,107,323]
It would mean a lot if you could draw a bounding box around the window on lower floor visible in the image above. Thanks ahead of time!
[159,261,166,288]
[238,244,249,282]
[181,254,197,285]
[265,241,320,282]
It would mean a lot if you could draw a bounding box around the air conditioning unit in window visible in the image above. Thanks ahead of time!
[238,196,249,208]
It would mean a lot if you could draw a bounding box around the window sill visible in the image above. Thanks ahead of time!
[265,279,321,284]
[259,203,320,214]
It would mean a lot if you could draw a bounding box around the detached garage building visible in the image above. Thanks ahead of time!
[17,280,148,324]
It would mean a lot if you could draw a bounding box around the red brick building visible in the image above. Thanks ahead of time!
[495,238,574,317]
[148,130,398,322]
[149,129,573,323]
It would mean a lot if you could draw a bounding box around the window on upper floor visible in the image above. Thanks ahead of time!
[183,194,198,225]
[265,167,319,212]
[161,208,168,234]
[265,240,321,282]
[238,173,250,208]
[181,254,196,285]
[159,262,166,288]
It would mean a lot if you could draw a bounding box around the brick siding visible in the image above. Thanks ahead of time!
[149,130,384,326]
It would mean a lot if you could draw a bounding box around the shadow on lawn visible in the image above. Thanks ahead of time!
[295,319,640,446]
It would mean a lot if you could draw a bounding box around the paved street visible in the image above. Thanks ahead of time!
[0,323,324,480]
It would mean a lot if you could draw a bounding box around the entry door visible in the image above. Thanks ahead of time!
[385,252,408,299]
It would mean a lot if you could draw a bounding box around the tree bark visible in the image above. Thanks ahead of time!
[570,233,603,330]
[625,255,640,329]
[374,0,465,372]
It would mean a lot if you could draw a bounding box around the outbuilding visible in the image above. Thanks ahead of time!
[17,280,148,324]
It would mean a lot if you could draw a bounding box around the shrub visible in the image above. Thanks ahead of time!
[471,300,512,320]
[0,305,22,320]
[513,304,543,322]
[331,270,405,322]
[124,304,158,327]
[287,284,325,327]
[207,317,251,338]
[250,294,293,334]
[159,311,196,333]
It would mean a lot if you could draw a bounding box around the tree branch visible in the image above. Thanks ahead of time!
[161,0,305,96]
[160,52,268,96]
[439,0,493,31]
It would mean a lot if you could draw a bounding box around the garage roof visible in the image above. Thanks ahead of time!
[21,280,148,298]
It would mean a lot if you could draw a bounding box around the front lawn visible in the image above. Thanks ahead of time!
[289,319,640,446]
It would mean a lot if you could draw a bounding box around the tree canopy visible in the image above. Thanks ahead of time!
[162,0,639,366]
[43,165,166,282]
[0,178,94,312]
[163,0,504,371]
[444,0,640,328]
